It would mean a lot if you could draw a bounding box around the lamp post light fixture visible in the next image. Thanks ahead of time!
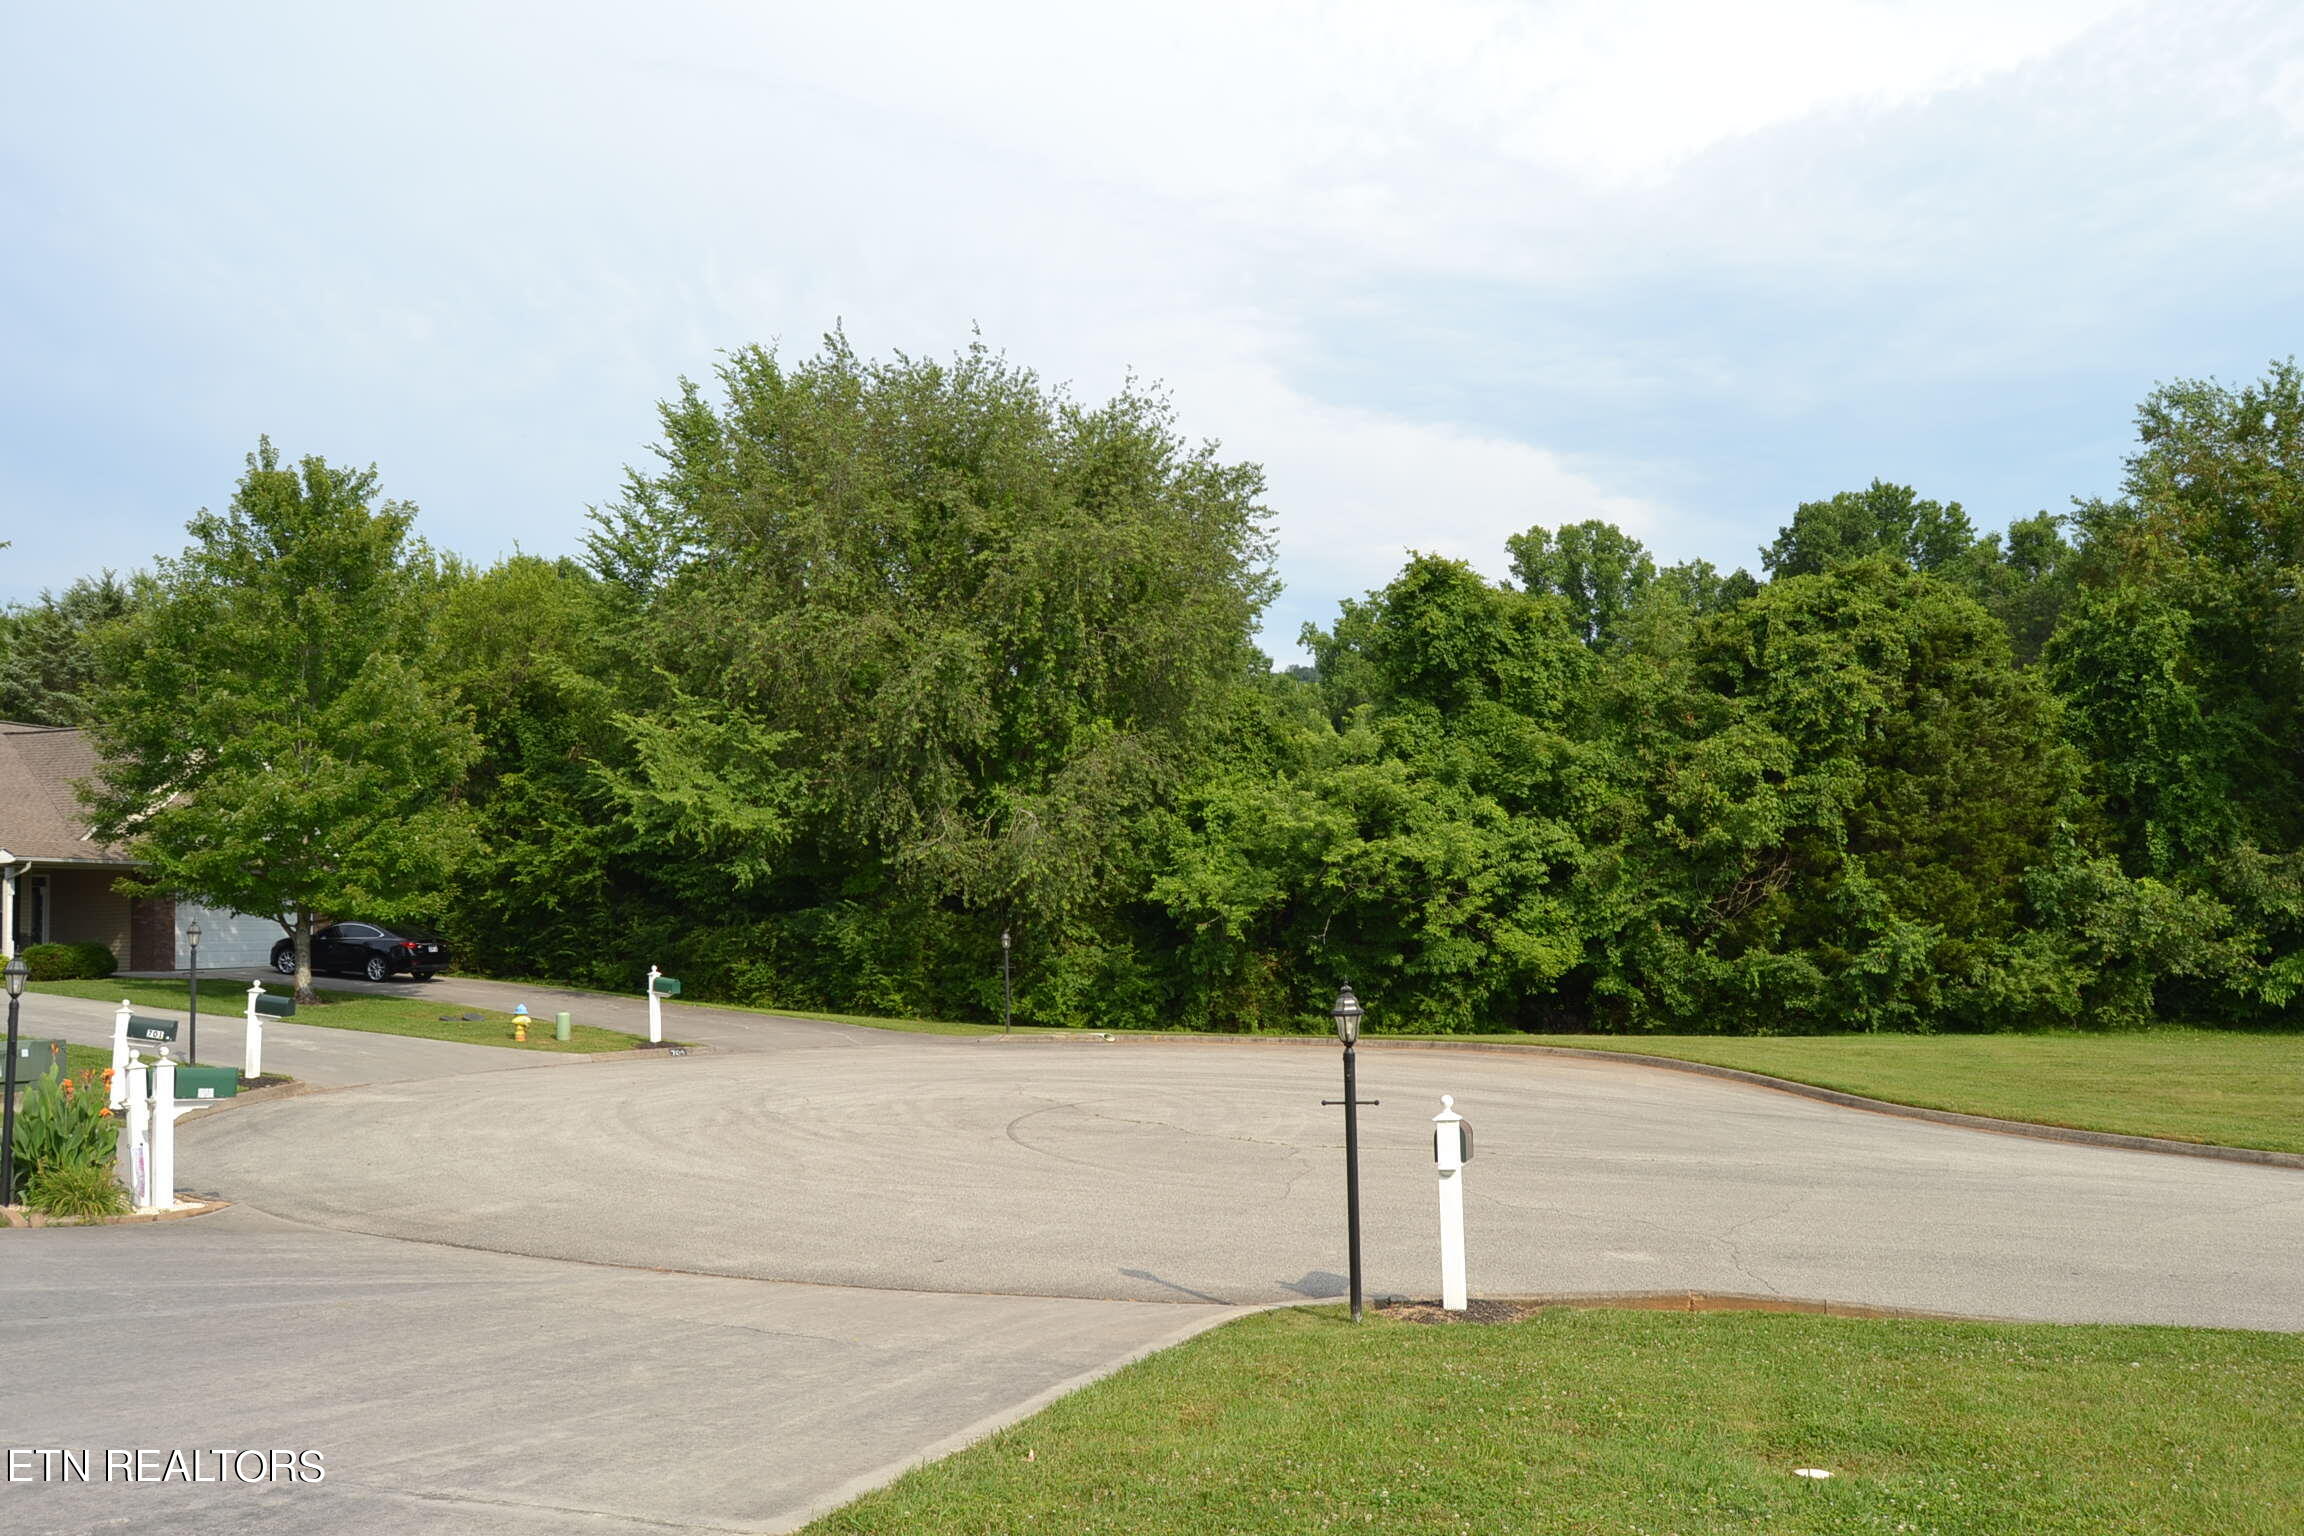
[1000,927,1013,1035]
[1321,984,1377,1322]
[3,953,28,1208]
[186,920,202,1065]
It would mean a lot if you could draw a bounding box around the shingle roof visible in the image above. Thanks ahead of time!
[0,722,137,864]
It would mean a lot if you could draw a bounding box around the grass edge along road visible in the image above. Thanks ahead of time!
[27,978,647,1054]
[805,1304,2304,1536]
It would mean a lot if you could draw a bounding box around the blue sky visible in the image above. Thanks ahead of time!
[3,0,2300,654]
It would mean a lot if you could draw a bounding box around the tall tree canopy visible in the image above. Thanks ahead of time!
[0,573,135,725]
[81,441,476,1000]
[549,335,1277,1012]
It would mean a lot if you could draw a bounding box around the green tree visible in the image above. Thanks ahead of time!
[1506,520,1656,647]
[1762,479,1985,584]
[581,335,1275,1017]
[80,441,477,1001]
[1589,559,2080,1032]
[0,573,135,725]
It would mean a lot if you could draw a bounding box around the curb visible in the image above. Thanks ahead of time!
[1,1196,230,1229]
[986,1030,2304,1171]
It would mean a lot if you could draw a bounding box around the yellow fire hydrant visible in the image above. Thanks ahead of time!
[513,1004,530,1043]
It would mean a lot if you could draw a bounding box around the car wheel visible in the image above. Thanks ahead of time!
[274,949,297,976]
[364,954,391,983]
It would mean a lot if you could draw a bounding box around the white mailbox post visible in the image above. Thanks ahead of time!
[122,1056,151,1209]
[150,1049,181,1211]
[245,980,267,1081]
[1433,1094,1472,1312]
[645,966,664,1044]
[109,1001,133,1109]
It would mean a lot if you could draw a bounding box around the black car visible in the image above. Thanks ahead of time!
[272,923,451,982]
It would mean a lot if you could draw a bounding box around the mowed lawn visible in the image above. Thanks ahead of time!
[809,1306,2304,1536]
[28,978,647,1053]
[1497,1029,2304,1154]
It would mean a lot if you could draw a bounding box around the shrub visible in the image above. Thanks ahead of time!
[23,1160,128,1221]
[68,941,118,979]
[15,941,118,980]
[18,943,78,980]
[8,1068,119,1204]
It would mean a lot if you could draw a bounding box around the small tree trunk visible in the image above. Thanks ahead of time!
[293,908,317,1005]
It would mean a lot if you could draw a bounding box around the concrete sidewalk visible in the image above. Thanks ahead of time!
[1,1206,1241,1534]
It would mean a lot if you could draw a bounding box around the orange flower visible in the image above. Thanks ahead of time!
[99,1107,113,1118]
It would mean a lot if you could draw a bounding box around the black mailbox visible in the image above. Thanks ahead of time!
[127,1015,179,1044]
[252,993,297,1018]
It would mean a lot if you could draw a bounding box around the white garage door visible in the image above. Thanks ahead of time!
[174,903,283,972]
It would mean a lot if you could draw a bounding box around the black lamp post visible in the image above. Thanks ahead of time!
[1000,928,1013,1035]
[186,920,202,1065]
[1322,984,1376,1322]
[3,953,27,1208]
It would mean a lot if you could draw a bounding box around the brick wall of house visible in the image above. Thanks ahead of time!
[129,892,178,971]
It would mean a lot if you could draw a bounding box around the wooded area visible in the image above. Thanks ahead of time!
[9,341,2302,1034]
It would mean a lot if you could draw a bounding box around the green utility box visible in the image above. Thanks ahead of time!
[167,1066,239,1101]
[651,976,682,997]
[4,1039,68,1091]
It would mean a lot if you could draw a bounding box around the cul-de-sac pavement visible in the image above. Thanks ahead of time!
[8,977,2302,1534]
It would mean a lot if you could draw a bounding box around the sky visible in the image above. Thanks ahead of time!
[3,0,2301,655]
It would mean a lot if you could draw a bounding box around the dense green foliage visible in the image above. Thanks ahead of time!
[9,1068,122,1215]
[21,341,2304,1034]
[0,572,134,725]
[77,440,478,1001]
[15,941,117,980]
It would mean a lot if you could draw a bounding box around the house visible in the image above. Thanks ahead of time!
[0,721,275,970]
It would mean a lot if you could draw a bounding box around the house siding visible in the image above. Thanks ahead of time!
[45,867,133,961]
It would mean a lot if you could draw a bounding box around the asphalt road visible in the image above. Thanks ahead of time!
[13,975,2301,1534]
[176,1025,2304,1329]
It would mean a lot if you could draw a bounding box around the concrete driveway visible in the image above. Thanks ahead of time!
[4,1206,1235,1534]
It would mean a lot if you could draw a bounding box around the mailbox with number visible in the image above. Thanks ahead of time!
[128,1015,179,1045]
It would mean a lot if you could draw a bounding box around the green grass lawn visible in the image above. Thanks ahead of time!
[27,978,649,1053]
[808,1305,2304,1536]
[1489,1029,2304,1155]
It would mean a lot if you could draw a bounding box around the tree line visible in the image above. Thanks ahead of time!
[6,338,2300,1031]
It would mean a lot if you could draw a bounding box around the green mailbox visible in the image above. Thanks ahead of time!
[5,1039,68,1091]
[168,1066,239,1101]
[126,1015,179,1045]
[251,992,297,1019]
[651,976,682,997]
